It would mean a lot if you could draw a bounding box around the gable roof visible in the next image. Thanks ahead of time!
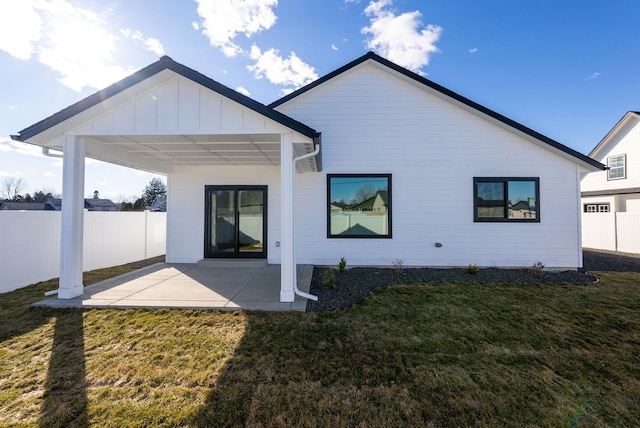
[588,111,640,159]
[270,51,604,171]
[12,56,319,143]
[0,202,46,211]
[85,198,117,209]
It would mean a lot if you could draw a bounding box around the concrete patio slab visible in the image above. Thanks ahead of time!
[33,263,315,311]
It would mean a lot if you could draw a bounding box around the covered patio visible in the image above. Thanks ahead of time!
[12,56,322,307]
[33,261,314,311]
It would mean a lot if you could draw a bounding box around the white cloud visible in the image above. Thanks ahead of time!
[0,138,44,157]
[362,0,442,73]
[247,46,318,90]
[194,0,278,57]
[331,44,339,51]
[192,21,200,31]
[236,86,251,96]
[0,0,163,92]
[0,0,42,60]
[586,72,603,80]
[121,29,165,56]
[44,172,55,177]
[469,48,478,54]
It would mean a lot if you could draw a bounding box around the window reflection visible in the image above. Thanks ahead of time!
[474,178,538,222]
[328,175,391,237]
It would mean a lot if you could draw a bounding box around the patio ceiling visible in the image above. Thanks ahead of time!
[80,132,319,174]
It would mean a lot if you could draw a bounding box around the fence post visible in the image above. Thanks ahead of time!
[144,210,149,260]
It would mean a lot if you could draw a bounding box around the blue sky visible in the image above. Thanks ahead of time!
[1,0,639,201]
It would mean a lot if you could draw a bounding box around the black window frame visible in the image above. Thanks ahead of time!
[607,154,626,180]
[583,203,610,213]
[473,177,540,223]
[327,173,392,238]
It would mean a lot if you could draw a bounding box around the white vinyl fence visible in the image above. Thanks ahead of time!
[582,212,640,254]
[0,211,166,293]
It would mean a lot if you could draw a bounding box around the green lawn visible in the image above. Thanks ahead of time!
[1,268,639,427]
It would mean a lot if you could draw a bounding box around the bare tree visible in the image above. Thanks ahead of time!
[354,184,375,203]
[1,176,27,200]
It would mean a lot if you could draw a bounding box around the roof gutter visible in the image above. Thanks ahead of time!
[42,147,64,158]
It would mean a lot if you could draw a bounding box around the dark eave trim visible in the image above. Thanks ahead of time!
[588,111,640,158]
[581,187,640,197]
[13,56,319,142]
[270,51,604,171]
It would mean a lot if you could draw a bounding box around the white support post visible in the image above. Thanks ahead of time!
[59,136,86,299]
[280,132,295,302]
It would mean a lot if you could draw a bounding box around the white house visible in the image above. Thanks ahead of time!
[12,52,604,302]
[581,111,640,253]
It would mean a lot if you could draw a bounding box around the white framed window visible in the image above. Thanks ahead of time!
[607,154,626,180]
[584,203,610,213]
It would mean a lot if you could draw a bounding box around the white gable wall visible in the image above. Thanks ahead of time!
[581,116,640,193]
[74,75,284,136]
[277,62,584,269]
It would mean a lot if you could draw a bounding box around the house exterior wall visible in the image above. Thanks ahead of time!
[275,62,584,269]
[166,62,587,269]
[166,165,282,263]
[581,115,640,253]
[581,116,640,194]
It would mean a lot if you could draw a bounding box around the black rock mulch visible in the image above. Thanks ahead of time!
[306,266,597,313]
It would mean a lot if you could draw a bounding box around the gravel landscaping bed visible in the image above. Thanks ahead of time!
[306,249,640,312]
[306,266,597,312]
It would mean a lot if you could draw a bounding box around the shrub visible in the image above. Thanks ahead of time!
[466,264,480,275]
[322,269,336,289]
[338,257,347,274]
[392,259,405,274]
[530,261,545,278]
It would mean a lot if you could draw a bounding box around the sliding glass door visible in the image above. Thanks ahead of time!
[204,186,267,258]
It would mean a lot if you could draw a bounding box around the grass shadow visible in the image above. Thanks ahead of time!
[40,309,88,427]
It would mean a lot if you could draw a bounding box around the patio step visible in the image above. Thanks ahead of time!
[196,259,268,268]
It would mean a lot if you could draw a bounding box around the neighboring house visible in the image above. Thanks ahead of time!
[44,198,118,211]
[581,111,640,253]
[149,195,167,212]
[11,52,603,301]
[84,198,117,211]
[44,198,62,210]
[0,202,46,210]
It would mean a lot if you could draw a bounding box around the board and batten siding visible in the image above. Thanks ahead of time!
[277,61,585,269]
[71,72,291,137]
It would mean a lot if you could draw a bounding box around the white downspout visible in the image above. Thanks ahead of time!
[291,144,320,301]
